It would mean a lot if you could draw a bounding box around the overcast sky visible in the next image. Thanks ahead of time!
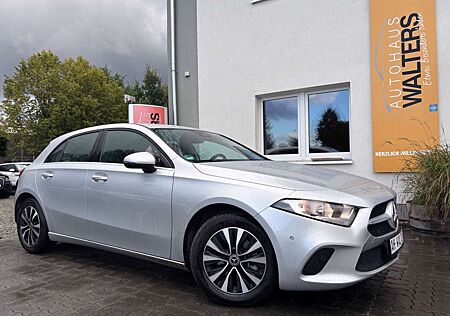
[0,0,167,97]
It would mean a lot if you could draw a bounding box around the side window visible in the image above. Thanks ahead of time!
[100,130,169,168]
[0,164,14,172]
[45,141,66,163]
[60,132,99,162]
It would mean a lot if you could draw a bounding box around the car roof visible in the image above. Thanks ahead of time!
[48,123,206,147]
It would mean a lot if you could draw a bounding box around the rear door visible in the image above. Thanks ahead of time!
[35,131,101,238]
[86,129,174,258]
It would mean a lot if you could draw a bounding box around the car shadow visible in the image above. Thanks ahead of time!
[43,242,389,314]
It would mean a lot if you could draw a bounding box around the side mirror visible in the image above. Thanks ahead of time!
[123,152,156,173]
[9,168,15,172]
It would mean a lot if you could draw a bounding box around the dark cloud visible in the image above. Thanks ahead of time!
[264,97,298,121]
[0,0,167,97]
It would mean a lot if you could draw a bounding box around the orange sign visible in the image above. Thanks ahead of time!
[370,0,439,172]
[128,104,167,125]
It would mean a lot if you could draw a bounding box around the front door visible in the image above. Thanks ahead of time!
[86,129,174,258]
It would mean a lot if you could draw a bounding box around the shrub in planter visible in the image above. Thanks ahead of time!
[400,140,450,233]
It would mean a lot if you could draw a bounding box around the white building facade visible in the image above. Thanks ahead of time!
[167,0,450,201]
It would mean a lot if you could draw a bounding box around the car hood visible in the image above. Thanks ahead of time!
[194,160,395,207]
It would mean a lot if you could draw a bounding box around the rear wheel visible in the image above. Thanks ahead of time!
[17,198,52,253]
[190,213,277,306]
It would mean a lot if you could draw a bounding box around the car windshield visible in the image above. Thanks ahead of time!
[152,128,266,163]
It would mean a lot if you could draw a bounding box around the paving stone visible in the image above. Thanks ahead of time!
[1,195,450,315]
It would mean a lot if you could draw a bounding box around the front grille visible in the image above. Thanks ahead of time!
[356,245,397,272]
[368,220,395,237]
[370,201,390,219]
[302,247,335,275]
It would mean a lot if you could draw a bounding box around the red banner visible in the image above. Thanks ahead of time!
[128,104,167,125]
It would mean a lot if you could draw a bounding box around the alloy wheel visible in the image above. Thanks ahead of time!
[202,227,267,294]
[19,206,41,247]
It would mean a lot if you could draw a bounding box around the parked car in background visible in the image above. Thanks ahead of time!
[14,124,402,306]
[0,174,12,198]
[0,162,31,188]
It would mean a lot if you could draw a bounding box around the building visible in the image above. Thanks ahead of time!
[167,0,450,203]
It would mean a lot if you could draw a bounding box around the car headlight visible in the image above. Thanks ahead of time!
[272,199,358,227]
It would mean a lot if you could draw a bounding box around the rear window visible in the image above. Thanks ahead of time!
[45,132,99,162]
[0,164,16,172]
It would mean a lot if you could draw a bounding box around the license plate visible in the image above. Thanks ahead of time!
[389,230,403,254]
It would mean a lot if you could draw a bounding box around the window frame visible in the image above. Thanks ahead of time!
[258,85,352,163]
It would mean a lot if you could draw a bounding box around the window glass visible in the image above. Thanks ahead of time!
[152,128,264,162]
[308,90,350,153]
[46,142,66,163]
[193,141,246,161]
[263,97,298,155]
[0,164,15,172]
[100,130,167,167]
[60,132,99,162]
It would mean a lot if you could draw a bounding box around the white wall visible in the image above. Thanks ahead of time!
[196,0,450,195]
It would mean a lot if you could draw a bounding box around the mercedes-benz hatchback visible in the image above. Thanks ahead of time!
[15,123,403,306]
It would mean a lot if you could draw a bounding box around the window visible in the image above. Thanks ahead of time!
[261,87,350,161]
[46,142,66,163]
[100,130,170,168]
[60,132,99,162]
[0,164,16,172]
[308,90,350,154]
[263,97,298,155]
[152,128,265,162]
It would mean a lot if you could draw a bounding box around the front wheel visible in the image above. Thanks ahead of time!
[190,213,277,306]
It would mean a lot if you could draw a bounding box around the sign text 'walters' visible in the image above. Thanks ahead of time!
[370,0,439,173]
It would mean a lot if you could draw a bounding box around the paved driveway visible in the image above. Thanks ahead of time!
[1,196,449,315]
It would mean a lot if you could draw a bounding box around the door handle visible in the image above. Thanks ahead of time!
[92,173,108,182]
[41,171,54,179]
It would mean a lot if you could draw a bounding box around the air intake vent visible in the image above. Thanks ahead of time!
[368,221,395,237]
[356,245,397,272]
[302,248,334,276]
[370,201,390,219]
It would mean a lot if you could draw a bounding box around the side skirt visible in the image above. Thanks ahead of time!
[48,232,187,271]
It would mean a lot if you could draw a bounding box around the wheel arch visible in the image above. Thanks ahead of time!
[15,192,39,223]
[182,203,276,273]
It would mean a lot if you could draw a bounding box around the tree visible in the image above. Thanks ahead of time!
[1,50,127,159]
[315,108,349,152]
[287,135,298,147]
[124,66,168,107]
[263,118,275,151]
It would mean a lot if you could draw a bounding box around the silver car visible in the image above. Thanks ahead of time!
[15,123,403,306]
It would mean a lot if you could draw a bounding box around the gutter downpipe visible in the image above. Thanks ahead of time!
[170,0,178,125]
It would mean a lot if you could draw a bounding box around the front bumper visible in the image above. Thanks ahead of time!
[255,203,402,291]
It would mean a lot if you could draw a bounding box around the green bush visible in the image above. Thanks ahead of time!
[401,140,450,222]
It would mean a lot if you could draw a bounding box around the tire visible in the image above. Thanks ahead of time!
[16,198,52,254]
[190,213,277,306]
